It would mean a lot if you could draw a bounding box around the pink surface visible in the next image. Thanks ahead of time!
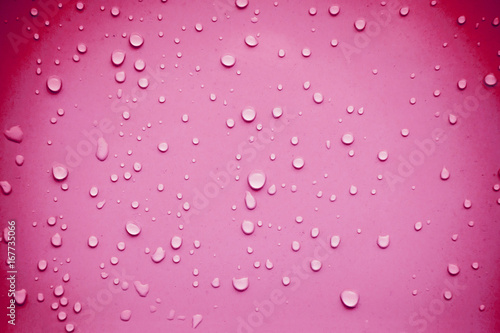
[1,0,500,332]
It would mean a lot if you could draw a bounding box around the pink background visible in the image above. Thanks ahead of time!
[1,0,499,332]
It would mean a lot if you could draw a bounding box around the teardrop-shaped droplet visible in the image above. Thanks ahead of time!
[244,191,256,210]
[340,290,359,308]
[51,233,62,247]
[232,277,249,291]
[440,167,450,180]
[111,50,126,66]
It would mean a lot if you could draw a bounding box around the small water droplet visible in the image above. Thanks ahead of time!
[88,236,98,248]
[447,263,460,276]
[329,5,340,16]
[244,191,256,210]
[151,247,166,263]
[120,310,132,321]
[310,259,322,271]
[241,106,256,122]
[235,0,249,9]
[125,222,141,236]
[232,277,249,291]
[241,220,255,235]
[457,79,467,90]
[15,289,27,305]
[377,235,390,249]
[111,50,126,66]
[457,15,466,25]
[400,7,409,16]
[354,19,366,31]
[221,54,236,67]
[341,133,354,145]
[171,236,183,249]
[292,157,305,169]
[414,221,423,231]
[192,314,203,329]
[378,150,388,161]
[51,233,62,247]
[484,73,497,87]
[47,75,62,93]
[440,167,450,180]
[129,33,144,48]
[313,92,323,103]
[340,290,359,308]
[245,35,258,47]
[330,235,341,248]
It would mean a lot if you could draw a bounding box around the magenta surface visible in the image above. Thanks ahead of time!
[1,0,500,332]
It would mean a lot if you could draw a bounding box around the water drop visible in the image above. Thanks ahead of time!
[129,33,144,48]
[241,220,255,235]
[192,314,203,329]
[120,310,132,321]
[282,276,291,286]
[330,235,341,248]
[125,222,141,236]
[54,285,64,297]
[171,236,182,249]
[241,107,256,122]
[221,54,236,67]
[38,259,48,271]
[133,281,150,297]
[448,264,460,276]
[484,73,497,87]
[400,7,409,16]
[211,278,220,288]
[158,142,169,152]
[313,92,323,104]
[341,133,354,145]
[272,107,283,118]
[292,241,300,251]
[111,50,126,66]
[440,167,450,180]
[414,221,422,231]
[329,5,340,16]
[4,125,23,143]
[341,290,359,308]
[245,35,258,47]
[248,170,266,190]
[377,235,390,249]
[0,181,12,195]
[47,75,62,93]
[51,233,62,247]
[88,236,98,248]
[457,15,466,25]
[233,277,249,291]
[378,150,388,161]
[15,289,27,305]
[354,19,366,31]
[292,157,305,169]
[151,247,166,263]
[310,259,322,272]
[457,79,467,90]
[244,191,256,210]
[235,0,249,9]
[134,59,146,71]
